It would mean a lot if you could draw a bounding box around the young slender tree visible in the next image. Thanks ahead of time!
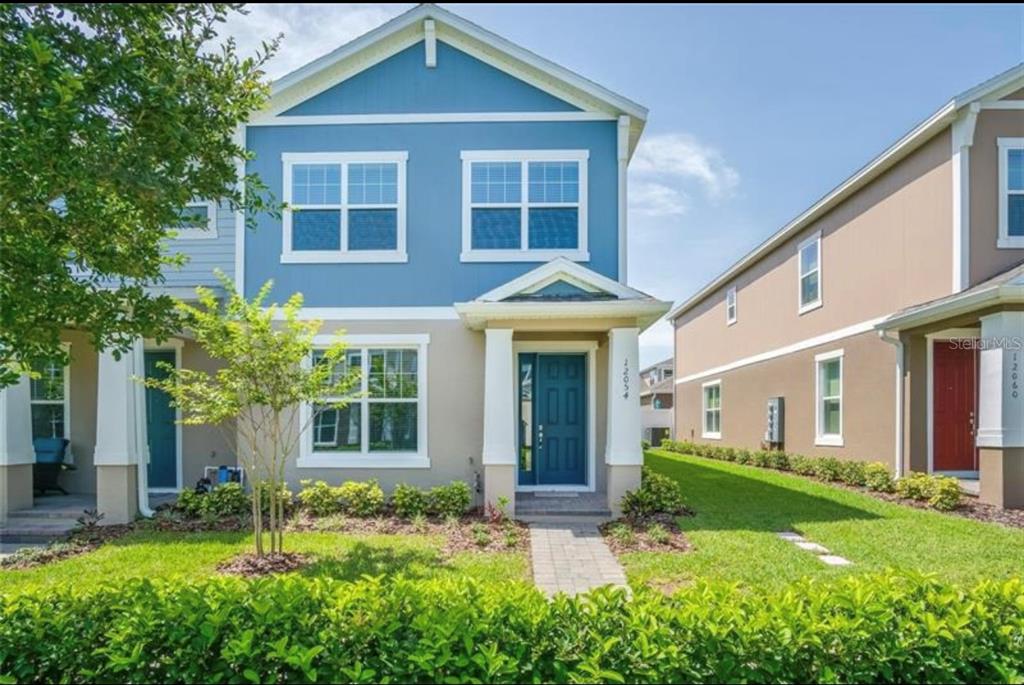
[142,272,360,557]
[0,4,279,386]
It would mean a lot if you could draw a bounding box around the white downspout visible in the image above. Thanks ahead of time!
[878,330,905,479]
[133,340,154,517]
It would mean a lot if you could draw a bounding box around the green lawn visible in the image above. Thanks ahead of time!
[631,449,1024,591]
[0,530,527,595]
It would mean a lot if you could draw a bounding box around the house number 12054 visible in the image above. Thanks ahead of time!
[622,358,630,400]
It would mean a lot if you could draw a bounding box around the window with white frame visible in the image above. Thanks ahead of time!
[815,350,843,446]
[725,286,737,325]
[798,232,822,312]
[282,152,407,263]
[302,335,428,467]
[30,358,69,441]
[461,150,588,261]
[702,380,721,439]
[174,201,218,240]
[998,138,1024,248]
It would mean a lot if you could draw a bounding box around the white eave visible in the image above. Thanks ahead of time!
[255,3,648,156]
[877,278,1024,332]
[666,62,1024,323]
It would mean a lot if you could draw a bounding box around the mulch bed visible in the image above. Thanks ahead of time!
[287,510,531,555]
[600,513,692,554]
[217,552,309,577]
[841,484,1024,529]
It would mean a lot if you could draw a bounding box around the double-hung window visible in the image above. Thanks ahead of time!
[30,357,69,442]
[461,150,589,262]
[702,380,721,439]
[815,349,843,446]
[301,334,429,468]
[282,152,407,263]
[798,232,822,313]
[998,138,1024,248]
[725,286,737,325]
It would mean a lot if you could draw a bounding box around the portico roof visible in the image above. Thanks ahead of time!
[455,258,671,330]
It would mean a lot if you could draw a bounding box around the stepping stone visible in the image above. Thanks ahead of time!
[795,541,830,554]
[777,531,806,542]
[819,554,852,566]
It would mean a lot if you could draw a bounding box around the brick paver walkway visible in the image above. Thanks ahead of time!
[529,522,628,596]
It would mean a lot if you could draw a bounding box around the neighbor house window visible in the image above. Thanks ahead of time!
[998,138,1024,248]
[30,357,69,441]
[702,380,721,439]
[282,152,407,263]
[726,286,737,325]
[300,334,428,468]
[815,349,843,446]
[461,150,589,261]
[798,232,822,313]
[173,200,218,240]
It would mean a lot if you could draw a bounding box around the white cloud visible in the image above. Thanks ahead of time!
[221,4,411,79]
[632,133,740,200]
[629,181,689,217]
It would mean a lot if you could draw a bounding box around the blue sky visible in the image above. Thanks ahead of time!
[223,3,1024,365]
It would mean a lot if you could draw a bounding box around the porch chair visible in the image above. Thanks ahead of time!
[33,437,74,495]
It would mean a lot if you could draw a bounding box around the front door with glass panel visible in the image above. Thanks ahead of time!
[518,353,587,486]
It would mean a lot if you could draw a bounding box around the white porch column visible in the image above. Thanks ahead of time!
[605,327,642,516]
[482,328,516,515]
[977,311,1024,509]
[94,340,146,523]
[0,376,35,522]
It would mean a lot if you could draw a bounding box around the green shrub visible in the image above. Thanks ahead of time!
[641,439,651,451]
[896,472,934,501]
[812,457,843,482]
[790,455,816,476]
[622,467,689,519]
[337,480,385,518]
[391,483,429,519]
[297,480,343,517]
[427,481,472,518]
[865,462,896,492]
[839,460,868,487]
[768,451,791,471]
[646,522,670,544]
[929,476,962,511]
[2,573,1022,683]
[175,483,250,520]
[257,482,294,517]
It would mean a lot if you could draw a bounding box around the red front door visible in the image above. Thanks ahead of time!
[933,341,978,472]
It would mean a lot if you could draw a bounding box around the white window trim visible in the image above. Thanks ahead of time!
[175,200,218,240]
[29,342,72,460]
[460,149,589,262]
[997,137,1024,249]
[815,348,844,447]
[725,286,737,325]
[281,151,408,264]
[701,379,722,440]
[297,333,429,468]
[798,231,823,314]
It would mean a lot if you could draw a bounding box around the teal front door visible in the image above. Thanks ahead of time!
[518,353,587,486]
[144,350,177,489]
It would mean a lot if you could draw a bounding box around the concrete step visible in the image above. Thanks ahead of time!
[0,518,78,545]
[7,508,84,520]
[518,514,613,525]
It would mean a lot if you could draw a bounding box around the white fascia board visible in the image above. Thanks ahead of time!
[877,284,1024,332]
[475,257,652,302]
[455,299,671,331]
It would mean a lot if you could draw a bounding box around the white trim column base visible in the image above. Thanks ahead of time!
[0,464,33,524]
[606,464,641,518]
[96,464,139,525]
[484,464,516,517]
[0,377,35,522]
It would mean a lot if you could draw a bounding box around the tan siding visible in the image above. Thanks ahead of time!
[674,331,896,461]
[968,109,1024,286]
[179,339,236,489]
[675,129,954,379]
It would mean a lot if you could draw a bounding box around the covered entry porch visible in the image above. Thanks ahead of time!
[456,259,671,517]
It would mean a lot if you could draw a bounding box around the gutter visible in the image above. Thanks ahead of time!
[877,330,905,480]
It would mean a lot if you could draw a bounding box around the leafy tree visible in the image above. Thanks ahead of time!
[141,272,360,557]
[0,4,280,386]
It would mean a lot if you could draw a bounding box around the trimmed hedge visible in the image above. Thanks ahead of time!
[2,573,1022,683]
[659,439,962,511]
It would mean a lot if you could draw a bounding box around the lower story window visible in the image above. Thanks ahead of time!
[702,380,721,439]
[30,358,68,441]
[816,350,844,446]
[303,336,428,467]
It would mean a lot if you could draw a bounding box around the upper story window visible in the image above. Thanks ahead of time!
[281,152,408,263]
[461,150,589,262]
[725,286,737,325]
[815,349,843,447]
[798,232,822,313]
[174,201,217,240]
[998,138,1024,249]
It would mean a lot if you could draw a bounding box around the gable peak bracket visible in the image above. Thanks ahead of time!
[424,19,437,68]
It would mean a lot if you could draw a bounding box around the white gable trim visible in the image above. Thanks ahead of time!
[475,257,649,302]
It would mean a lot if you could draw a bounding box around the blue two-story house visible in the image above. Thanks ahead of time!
[0,4,669,527]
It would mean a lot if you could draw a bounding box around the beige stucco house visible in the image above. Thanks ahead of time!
[668,64,1024,509]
